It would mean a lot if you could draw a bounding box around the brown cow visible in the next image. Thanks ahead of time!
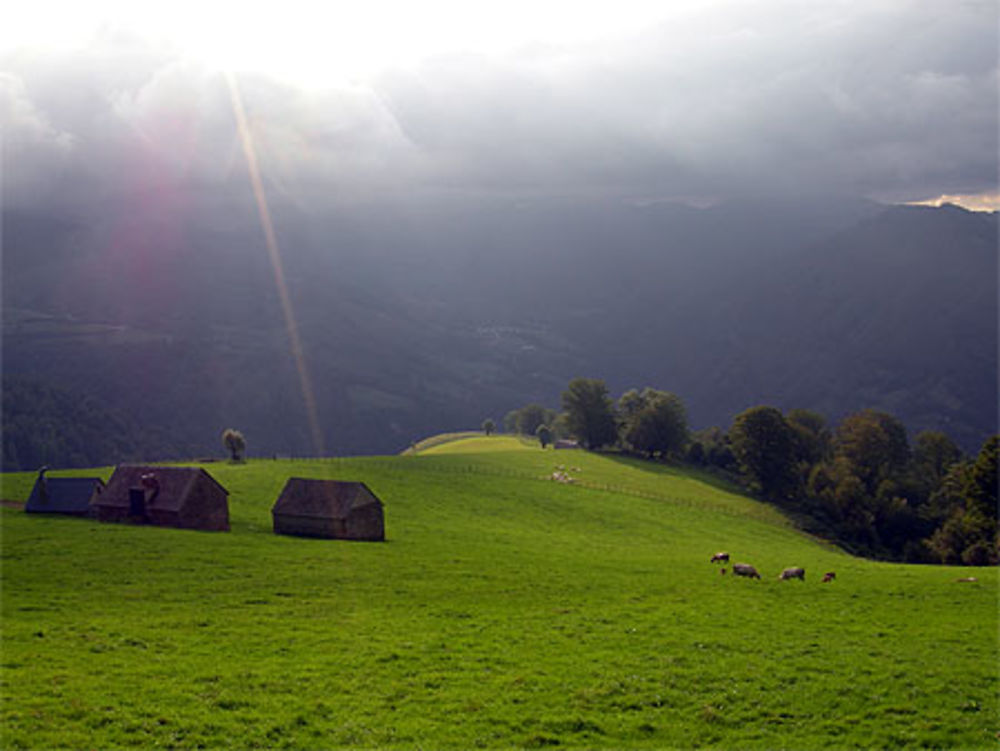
[710,552,730,564]
[822,572,836,583]
[779,567,805,581]
[732,563,761,579]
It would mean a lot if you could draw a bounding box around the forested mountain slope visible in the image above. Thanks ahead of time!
[3,196,995,466]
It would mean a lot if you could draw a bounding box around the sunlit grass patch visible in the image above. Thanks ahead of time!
[1,436,996,748]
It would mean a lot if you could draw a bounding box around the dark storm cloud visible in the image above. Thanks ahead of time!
[374,2,998,201]
[1,1,996,209]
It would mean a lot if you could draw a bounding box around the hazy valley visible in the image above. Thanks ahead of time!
[3,196,996,467]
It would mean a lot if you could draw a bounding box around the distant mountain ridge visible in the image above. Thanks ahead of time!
[2,196,996,467]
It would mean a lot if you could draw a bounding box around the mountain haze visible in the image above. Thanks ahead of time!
[3,197,996,466]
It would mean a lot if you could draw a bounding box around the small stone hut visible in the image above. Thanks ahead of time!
[25,471,105,516]
[92,465,229,531]
[272,478,384,541]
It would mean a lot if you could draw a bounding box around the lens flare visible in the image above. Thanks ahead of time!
[226,71,326,457]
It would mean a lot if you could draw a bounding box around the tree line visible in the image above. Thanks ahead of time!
[1,377,198,471]
[492,377,998,566]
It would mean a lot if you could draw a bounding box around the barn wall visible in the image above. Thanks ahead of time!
[26,496,95,516]
[178,482,230,532]
[92,505,135,524]
[273,514,347,539]
[92,486,228,531]
[93,504,227,531]
[92,467,229,532]
[346,504,385,541]
[145,509,182,528]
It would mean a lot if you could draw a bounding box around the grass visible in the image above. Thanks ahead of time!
[399,431,487,455]
[1,436,996,749]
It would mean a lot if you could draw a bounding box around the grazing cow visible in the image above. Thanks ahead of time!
[956,576,978,583]
[710,552,730,564]
[779,567,805,581]
[732,563,761,579]
[822,572,836,583]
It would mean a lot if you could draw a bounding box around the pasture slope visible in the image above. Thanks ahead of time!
[1,435,996,749]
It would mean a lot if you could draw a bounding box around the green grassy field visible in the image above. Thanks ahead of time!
[1,436,996,749]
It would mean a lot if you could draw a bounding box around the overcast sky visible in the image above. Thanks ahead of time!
[2,0,997,211]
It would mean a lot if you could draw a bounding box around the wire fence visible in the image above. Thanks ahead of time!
[332,459,787,525]
[222,454,788,526]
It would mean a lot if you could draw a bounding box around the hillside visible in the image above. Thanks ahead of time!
[1,437,995,748]
[3,197,996,467]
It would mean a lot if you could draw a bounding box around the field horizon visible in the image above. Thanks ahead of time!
[2,435,996,749]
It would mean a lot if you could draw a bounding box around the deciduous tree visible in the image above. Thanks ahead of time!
[729,406,797,501]
[515,404,551,436]
[786,408,830,465]
[834,410,910,494]
[502,404,557,435]
[913,431,962,485]
[619,388,689,459]
[222,428,246,462]
[931,435,1000,565]
[561,378,617,449]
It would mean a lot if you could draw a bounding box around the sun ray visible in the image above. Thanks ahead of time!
[225,71,326,457]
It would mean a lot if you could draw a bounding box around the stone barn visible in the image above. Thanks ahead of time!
[272,478,385,541]
[25,470,105,516]
[92,465,229,531]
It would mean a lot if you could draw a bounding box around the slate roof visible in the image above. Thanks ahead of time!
[272,478,380,519]
[25,476,104,515]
